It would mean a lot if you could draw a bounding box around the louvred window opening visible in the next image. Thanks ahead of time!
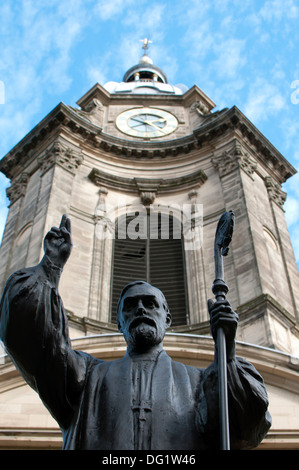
[110,212,188,326]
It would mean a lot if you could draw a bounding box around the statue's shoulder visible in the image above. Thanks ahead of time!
[79,351,130,373]
[1,266,40,298]
[163,351,203,377]
[7,265,38,280]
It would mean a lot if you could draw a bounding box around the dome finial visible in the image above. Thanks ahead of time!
[139,37,153,64]
[140,37,152,54]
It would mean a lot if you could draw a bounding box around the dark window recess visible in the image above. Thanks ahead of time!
[127,71,164,82]
[110,213,188,326]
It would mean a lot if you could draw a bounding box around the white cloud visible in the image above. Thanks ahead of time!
[0,0,89,153]
[212,38,246,79]
[284,196,299,227]
[87,62,110,87]
[280,118,299,156]
[102,4,169,74]
[288,226,299,265]
[244,78,285,123]
[259,0,299,21]
[285,170,299,196]
[93,0,136,20]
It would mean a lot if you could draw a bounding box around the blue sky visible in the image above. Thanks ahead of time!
[0,0,299,265]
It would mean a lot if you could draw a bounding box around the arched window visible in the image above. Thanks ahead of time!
[110,211,188,326]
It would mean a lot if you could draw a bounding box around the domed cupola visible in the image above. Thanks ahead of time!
[104,38,187,95]
[123,38,168,84]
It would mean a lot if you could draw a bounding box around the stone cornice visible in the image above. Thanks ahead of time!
[0,103,100,179]
[237,292,297,327]
[76,83,111,109]
[76,82,216,112]
[207,106,296,183]
[88,167,207,194]
[0,101,296,186]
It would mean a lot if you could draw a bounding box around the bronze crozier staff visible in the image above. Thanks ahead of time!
[211,210,235,450]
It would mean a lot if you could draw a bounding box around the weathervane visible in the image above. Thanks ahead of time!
[139,37,152,54]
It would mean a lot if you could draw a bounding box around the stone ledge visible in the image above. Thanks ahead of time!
[258,430,299,450]
[0,428,62,450]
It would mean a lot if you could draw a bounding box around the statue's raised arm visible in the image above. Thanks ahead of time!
[0,215,88,431]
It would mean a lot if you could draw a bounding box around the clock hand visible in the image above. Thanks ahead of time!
[130,122,146,129]
[131,116,146,121]
[144,120,167,134]
[130,117,147,125]
[150,118,166,125]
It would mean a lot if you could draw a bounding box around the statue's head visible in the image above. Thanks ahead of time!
[117,281,172,352]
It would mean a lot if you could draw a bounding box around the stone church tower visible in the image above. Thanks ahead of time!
[0,42,298,449]
[0,42,298,353]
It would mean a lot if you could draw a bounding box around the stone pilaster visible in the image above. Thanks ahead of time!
[88,186,114,322]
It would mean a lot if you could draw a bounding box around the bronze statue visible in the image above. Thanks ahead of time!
[0,215,271,450]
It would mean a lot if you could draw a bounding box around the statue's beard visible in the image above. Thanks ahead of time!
[125,316,163,350]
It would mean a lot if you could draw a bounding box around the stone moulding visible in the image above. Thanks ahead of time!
[1,329,299,450]
[88,167,208,194]
[0,102,296,186]
[236,292,299,341]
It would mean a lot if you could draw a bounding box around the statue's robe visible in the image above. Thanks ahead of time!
[0,256,271,450]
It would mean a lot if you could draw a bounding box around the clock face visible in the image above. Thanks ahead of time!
[116,107,178,138]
